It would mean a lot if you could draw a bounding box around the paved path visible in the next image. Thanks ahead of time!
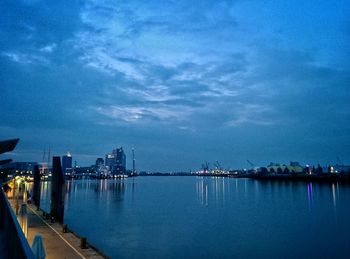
[10,199,106,259]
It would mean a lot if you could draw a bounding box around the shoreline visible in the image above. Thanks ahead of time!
[245,173,350,184]
[61,173,350,184]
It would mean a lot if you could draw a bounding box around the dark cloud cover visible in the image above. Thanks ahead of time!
[1,0,349,170]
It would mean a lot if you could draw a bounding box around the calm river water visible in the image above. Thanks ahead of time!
[40,177,350,258]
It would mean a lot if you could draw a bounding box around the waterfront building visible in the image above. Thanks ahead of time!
[322,165,350,174]
[95,158,104,167]
[115,147,126,175]
[0,161,38,172]
[105,147,126,175]
[267,162,303,174]
[105,153,115,169]
[333,164,350,174]
[62,152,72,173]
[94,158,105,177]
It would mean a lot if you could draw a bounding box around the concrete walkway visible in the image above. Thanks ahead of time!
[10,199,106,259]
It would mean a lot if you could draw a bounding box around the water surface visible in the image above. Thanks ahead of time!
[40,177,350,258]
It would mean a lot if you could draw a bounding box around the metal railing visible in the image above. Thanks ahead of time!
[0,187,34,259]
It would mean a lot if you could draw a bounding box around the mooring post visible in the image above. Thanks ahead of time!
[33,165,41,208]
[20,203,28,238]
[62,224,68,233]
[50,156,65,224]
[80,237,87,249]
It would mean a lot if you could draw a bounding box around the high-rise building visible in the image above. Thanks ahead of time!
[95,158,104,167]
[105,147,126,175]
[105,153,115,169]
[62,152,72,173]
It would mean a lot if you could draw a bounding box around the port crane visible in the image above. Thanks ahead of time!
[201,162,209,173]
[247,160,255,168]
[337,156,344,166]
[214,160,222,170]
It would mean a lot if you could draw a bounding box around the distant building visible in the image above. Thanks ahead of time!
[267,162,303,174]
[1,162,38,172]
[95,158,104,167]
[95,157,105,176]
[105,147,126,175]
[115,147,126,174]
[105,153,115,169]
[62,152,72,173]
[326,164,350,174]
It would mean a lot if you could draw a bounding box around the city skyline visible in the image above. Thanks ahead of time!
[1,0,349,171]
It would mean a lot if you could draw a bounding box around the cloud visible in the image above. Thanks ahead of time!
[1,51,49,65]
[70,0,254,132]
[92,104,192,123]
[74,0,239,69]
[1,0,350,169]
[39,43,57,53]
[120,86,180,102]
[226,103,276,127]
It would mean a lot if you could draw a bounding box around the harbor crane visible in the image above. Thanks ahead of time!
[214,160,222,170]
[247,160,255,168]
[337,156,344,166]
[201,162,209,173]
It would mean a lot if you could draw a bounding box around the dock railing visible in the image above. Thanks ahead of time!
[0,187,34,259]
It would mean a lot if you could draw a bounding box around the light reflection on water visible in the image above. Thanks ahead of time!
[307,182,313,209]
[332,183,337,207]
[196,177,230,206]
[39,177,350,259]
[196,177,208,206]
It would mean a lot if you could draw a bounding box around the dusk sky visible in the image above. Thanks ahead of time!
[1,0,349,171]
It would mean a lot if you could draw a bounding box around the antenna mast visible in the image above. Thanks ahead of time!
[47,145,51,169]
[132,149,136,174]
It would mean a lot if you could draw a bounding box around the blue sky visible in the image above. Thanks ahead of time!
[1,0,349,171]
